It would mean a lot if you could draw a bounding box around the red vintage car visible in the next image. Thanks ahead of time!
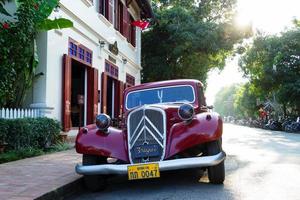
[75,79,226,190]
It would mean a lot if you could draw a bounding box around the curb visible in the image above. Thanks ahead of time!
[35,177,83,200]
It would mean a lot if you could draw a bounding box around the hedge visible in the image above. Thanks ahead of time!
[0,118,61,150]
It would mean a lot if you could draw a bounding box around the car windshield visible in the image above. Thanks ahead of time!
[126,85,195,109]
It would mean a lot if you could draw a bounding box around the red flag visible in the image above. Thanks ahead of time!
[131,20,150,30]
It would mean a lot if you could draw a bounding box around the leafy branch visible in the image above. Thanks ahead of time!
[0,0,73,107]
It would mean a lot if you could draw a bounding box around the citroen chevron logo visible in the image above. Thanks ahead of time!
[130,112,164,148]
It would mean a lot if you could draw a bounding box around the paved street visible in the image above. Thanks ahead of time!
[70,124,300,200]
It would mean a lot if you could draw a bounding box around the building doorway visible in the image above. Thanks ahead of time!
[62,55,99,131]
[71,60,86,128]
[101,72,125,122]
[106,76,116,118]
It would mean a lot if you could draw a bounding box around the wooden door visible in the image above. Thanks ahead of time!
[118,81,125,118]
[101,72,108,114]
[62,55,72,131]
[87,68,99,125]
[114,80,121,118]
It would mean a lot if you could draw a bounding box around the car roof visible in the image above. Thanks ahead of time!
[125,79,203,94]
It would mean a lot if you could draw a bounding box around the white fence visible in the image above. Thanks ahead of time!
[0,108,42,119]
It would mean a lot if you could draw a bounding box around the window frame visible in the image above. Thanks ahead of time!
[99,0,109,20]
[68,38,93,66]
[105,60,119,79]
[126,73,135,86]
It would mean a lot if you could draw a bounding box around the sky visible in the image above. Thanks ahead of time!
[205,0,300,105]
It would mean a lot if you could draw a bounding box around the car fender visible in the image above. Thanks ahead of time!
[165,112,223,158]
[76,124,129,162]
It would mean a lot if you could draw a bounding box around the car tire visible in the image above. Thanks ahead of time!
[206,139,225,184]
[82,154,107,191]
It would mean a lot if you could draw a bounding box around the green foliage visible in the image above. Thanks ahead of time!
[0,142,72,164]
[214,83,259,119]
[47,141,72,152]
[142,0,252,84]
[292,18,300,28]
[0,117,61,150]
[233,83,258,118]
[0,119,9,144]
[239,25,300,115]
[37,18,73,30]
[0,147,44,163]
[214,84,240,117]
[0,0,73,107]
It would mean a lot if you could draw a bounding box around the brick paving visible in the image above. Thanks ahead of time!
[0,149,82,200]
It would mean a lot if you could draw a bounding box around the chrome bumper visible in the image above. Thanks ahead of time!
[75,151,226,175]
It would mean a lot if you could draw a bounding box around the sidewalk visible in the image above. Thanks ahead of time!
[0,149,82,200]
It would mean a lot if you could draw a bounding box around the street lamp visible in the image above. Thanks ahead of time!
[99,40,105,48]
[122,57,127,64]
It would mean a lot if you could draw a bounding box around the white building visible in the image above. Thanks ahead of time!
[23,0,153,131]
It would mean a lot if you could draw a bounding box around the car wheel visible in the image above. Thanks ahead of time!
[206,139,225,184]
[82,154,107,191]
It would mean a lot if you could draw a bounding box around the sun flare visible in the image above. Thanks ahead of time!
[236,0,300,33]
[206,0,300,105]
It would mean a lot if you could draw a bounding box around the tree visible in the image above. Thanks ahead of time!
[233,83,258,118]
[0,0,73,107]
[214,84,240,117]
[239,24,300,115]
[141,0,252,84]
[214,83,260,119]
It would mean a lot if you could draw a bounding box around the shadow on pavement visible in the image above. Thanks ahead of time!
[70,167,238,200]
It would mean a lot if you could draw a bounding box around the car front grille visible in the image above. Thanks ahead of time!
[127,106,166,164]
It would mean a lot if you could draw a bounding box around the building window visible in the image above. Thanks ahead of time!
[117,1,123,33]
[68,38,93,65]
[114,0,119,30]
[99,0,113,23]
[105,61,119,79]
[98,0,136,47]
[105,62,110,72]
[79,47,85,60]
[86,51,92,64]
[126,73,135,86]
[69,42,77,56]
[99,0,107,19]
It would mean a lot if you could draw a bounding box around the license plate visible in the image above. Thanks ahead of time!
[128,163,160,180]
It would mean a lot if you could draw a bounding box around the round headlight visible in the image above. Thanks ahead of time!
[178,104,194,121]
[96,114,111,131]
